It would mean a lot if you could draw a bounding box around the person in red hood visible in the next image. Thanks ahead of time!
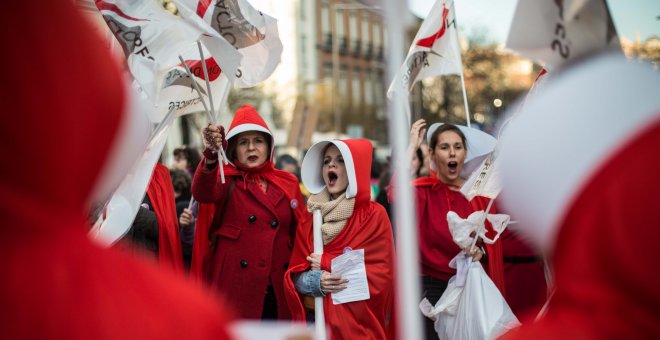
[407,119,506,339]
[192,105,309,320]
[284,139,396,340]
[0,2,232,338]
[499,53,660,338]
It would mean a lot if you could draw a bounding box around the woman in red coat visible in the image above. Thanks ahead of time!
[408,119,505,339]
[284,139,396,340]
[192,105,309,320]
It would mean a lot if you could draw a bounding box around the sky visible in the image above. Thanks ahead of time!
[408,0,660,44]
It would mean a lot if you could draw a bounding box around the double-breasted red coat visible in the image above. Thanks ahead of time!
[192,164,295,319]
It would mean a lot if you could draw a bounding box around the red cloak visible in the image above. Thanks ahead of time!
[284,139,396,340]
[146,162,184,272]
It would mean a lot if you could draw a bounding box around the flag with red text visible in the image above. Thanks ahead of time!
[176,0,283,88]
[97,0,240,120]
[387,0,461,121]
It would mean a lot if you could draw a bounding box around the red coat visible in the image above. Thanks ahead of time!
[284,139,396,340]
[192,161,308,319]
[413,173,505,293]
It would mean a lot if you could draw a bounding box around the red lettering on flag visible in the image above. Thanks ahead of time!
[95,0,148,22]
[196,0,213,18]
[182,57,222,81]
[415,5,449,48]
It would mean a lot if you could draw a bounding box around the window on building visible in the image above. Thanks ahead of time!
[339,65,348,99]
[301,35,307,72]
[300,1,305,20]
[361,16,370,47]
[336,10,345,40]
[352,67,362,106]
[349,12,357,41]
[373,21,381,48]
[321,3,329,36]
[364,69,373,105]
[323,62,333,82]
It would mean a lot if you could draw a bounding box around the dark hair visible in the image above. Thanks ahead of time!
[173,145,201,171]
[226,131,272,162]
[275,154,298,169]
[413,147,424,177]
[275,154,301,181]
[429,124,467,152]
[169,168,192,199]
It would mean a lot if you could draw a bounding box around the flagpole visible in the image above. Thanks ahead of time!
[386,0,424,339]
[453,24,471,128]
[197,41,216,120]
[459,71,471,128]
[178,55,226,183]
[196,42,229,178]
[469,196,496,252]
[178,55,212,121]
[312,209,327,340]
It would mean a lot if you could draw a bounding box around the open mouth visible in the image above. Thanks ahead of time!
[327,171,338,186]
[447,161,458,172]
[247,155,258,162]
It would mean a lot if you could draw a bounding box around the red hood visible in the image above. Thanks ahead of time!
[301,138,373,210]
[0,8,126,228]
[499,53,660,338]
[225,104,274,161]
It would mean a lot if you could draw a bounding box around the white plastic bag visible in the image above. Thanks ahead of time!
[420,254,520,340]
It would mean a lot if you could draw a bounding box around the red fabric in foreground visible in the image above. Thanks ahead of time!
[503,119,660,339]
[147,163,184,272]
[0,3,232,337]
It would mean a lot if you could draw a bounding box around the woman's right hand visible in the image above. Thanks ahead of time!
[320,271,348,294]
[202,123,226,152]
[179,208,194,227]
[408,119,426,156]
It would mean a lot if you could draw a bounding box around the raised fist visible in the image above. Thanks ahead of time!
[202,123,226,152]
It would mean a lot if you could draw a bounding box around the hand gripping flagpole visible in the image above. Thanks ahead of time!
[196,42,230,180]
[469,194,496,253]
[178,54,226,184]
[312,209,327,340]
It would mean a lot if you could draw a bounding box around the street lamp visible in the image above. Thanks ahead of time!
[330,2,379,138]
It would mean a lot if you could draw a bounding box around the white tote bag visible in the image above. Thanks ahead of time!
[420,254,520,340]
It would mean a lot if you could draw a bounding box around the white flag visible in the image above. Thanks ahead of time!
[176,0,284,88]
[96,0,240,118]
[460,153,503,201]
[91,104,178,246]
[506,0,620,70]
[387,0,462,121]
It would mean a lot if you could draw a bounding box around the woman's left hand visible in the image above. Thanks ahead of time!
[463,247,483,262]
[306,253,321,270]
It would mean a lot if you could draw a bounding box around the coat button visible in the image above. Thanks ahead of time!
[270,219,279,228]
[248,215,256,223]
[240,260,248,268]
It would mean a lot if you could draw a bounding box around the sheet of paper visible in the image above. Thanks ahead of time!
[331,249,370,305]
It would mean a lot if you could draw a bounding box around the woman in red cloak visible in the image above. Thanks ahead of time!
[408,119,506,339]
[191,105,309,320]
[284,139,396,340]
